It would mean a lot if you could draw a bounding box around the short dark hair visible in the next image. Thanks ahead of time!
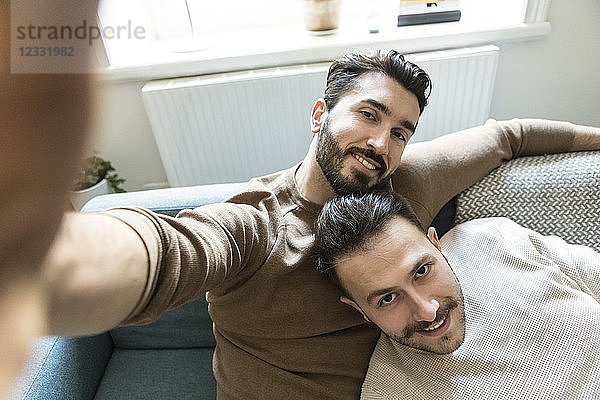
[314,191,423,297]
[324,50,431,114]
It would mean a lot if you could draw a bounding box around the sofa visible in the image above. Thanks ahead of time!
[10,151,599,400]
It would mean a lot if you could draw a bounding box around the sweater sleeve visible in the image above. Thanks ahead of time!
[104,197,279,326]
[392,119,600,227]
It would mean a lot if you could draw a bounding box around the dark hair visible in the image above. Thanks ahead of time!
[314,191,423,297]
[324,50,431,114]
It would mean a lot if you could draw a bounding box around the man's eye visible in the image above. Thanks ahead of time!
[393,131,406,141]
[379,293,397,306]
[361,111,375,120]
[415,264,431,278]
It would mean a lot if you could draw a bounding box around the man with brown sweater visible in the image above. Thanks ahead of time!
[12,49,600,399]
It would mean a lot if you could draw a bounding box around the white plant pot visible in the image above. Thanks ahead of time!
[70,178,113,211]
[302,0,342,32]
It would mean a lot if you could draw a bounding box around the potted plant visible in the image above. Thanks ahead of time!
[70,154,126,210]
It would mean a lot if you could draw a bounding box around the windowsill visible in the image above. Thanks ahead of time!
[97,20,551,82]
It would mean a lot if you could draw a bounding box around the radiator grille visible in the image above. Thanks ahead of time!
[142,45,499,186]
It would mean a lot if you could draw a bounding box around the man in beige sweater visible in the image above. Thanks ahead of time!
[4,40,600,398]
[314,191,600,399]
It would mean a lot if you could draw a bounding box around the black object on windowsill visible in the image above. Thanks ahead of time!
[398,1,461,27]
[398,9,461,26]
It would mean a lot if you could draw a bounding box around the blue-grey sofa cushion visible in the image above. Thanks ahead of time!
[110,295,216,349]
[94,348,216,400]
[13,335,113,400]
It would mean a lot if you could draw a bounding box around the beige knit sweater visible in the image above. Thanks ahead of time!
[362,218,600,400]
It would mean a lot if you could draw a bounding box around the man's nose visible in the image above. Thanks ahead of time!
[366,128,390,155]
[410,295,439,322]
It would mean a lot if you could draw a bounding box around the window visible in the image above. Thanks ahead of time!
[96,0,550,78]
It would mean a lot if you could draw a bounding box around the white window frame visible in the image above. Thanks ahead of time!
[523,0,551,22]
[94,0,552,81]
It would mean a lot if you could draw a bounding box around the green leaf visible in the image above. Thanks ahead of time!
[73,154,126,192]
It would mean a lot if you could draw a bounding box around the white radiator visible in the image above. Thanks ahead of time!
[142,45,499,187]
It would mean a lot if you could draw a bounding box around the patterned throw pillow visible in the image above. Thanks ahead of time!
[455,151,600,252]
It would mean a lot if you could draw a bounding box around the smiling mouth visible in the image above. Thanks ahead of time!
[418,312,451,337]
[351,152,381,171]
[423,316,446,331]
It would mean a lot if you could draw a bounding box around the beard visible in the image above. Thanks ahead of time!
[388,292,466,355]
[315,118,390,196]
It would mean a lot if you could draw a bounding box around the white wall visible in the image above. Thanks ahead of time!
[91,0,600,191]
[490,0,600,126]
[87,80,168,190]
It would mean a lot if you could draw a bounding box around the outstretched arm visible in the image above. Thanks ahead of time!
[393,119,600,227]
[40,198,276,335]
[41,212,151,336]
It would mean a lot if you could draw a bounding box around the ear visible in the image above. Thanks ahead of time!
[340,296,371,323]
[427,226,443,253]
[311,98,327,134]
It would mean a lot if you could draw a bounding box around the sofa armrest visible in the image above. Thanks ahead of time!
[81,182,247,216]
[10,334,113,400]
